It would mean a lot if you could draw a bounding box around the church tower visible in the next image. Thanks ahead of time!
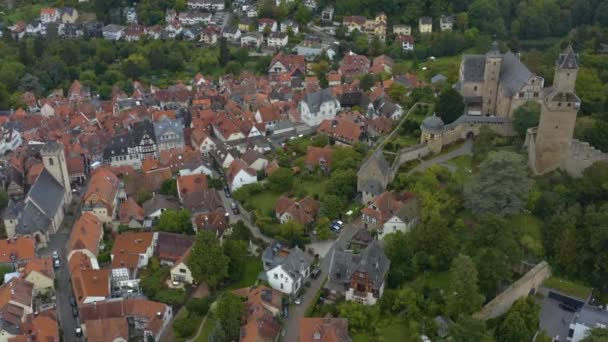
[482,41,502,115]
[532,45,580,174]
[41,141,73,205]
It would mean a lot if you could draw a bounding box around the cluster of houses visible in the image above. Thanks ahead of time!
[0,33,436,338]
[3,2,454,53]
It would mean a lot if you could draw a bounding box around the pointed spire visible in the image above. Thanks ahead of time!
[558,44,578,70]
[487,39,500,56]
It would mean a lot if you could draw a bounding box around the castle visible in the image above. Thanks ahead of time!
[422,43,607,175]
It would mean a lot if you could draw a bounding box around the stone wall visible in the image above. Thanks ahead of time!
[475,261,551,320]
[562,139,608,177]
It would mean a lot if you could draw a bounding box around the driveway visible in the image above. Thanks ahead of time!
[281,220,361,342]
[539,296,575,341]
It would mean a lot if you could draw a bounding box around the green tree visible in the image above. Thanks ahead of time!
[218,37,230,67]
[450,316,495,342]
[315,217,332,240]
[136,191,153,205]
[294,3,312,25]
[464,151,533,216]
[326,169,357,200]
[384,232,416,287]
[158,209,192,234]
[446,254,485,318]
[216,293,245,342]
[188,231,229,288]
[320,194,347,219]
[0,264,12,285]
[512,101,541,138]
[278,220,305,247]
[359,74,375,91]
[338,301,379,334]
[583,119,608,152]
[160,179,178,197]
[598,1,608,27]
[331,148,362,171]
[0,189,8,210]
[122,53,149,79]
[267,167,295,192]
[474,248,511,298]
[0,84,10,110]
[435,87,465,124]
[223,238,248,282]
[496,297,539,342]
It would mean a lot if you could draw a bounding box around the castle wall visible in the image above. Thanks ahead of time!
[460,81,484,98]
[475,261,551,320]
[534,102,578,174]
[562,140,608,177]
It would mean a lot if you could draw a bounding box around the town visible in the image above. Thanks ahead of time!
[0,0,608,342]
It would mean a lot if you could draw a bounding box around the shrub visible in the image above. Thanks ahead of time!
[187,297,213,316]
[173,313,199,338]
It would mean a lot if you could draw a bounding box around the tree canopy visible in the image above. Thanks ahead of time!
[187,231,229,288]
[445,254,485,318]
[512,101,541,138]
[436,87,465,124]
[464,151,532,216]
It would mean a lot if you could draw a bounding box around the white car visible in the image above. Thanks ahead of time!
[294,298,302,305]
[52,251,59,259]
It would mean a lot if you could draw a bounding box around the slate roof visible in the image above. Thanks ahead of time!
[129,120,156,146]
[103,134,129,160]
[329,240,390,290]
[281,247,312,280]
[16,169,64,235]
[303,88,338,114]
[142,194,180,216]
[153,117,184,142]
[461,55,486,82]
[499,52,532,96]
[557,45,579,69]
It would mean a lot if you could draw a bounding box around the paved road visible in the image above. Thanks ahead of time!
[38,208,81,342]
[281,220,360,342]
[408,137,473,174]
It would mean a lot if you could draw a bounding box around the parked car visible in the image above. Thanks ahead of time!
[69,296,77,307]
[53,259,60,269]
[231,202,239,215]
[559,303,577,312]
[224,186,231,198]
[52,251,59,259]
[330,224,341,232]
[294,297,302,305]
[332,220,344,228]
[72,307,79,317]
[75,328,83,337]
[311,268,322,279]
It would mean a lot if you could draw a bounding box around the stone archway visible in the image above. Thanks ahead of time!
[466,131,475,139]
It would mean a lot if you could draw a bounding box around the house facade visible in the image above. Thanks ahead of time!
[299,88,341,127]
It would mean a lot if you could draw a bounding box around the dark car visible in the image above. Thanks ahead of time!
[311,268,322,279]
[224,186,231,198]
[69,296,77,307]
[72,307,79,317]
[231,202,239,215]
[559,303,577,312]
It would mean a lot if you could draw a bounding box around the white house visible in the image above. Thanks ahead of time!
[361,191,419,240]
[40,8,60,24]
[190,128,216,155]
[267,32,288,47]
[102,24,125,40]
[0,127,22,155]
[263,245,311,295]
[226,159,257,191]
[418,16,432,34]
[393,24,411,35]
[258,18,278,33]
[439,15,454,31]
[298,88,341,127]
[222,27,241,41]
[241,32,263,48]
[280,20,299,34]
[169,257,193,288]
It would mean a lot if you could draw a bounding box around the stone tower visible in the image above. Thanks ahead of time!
[41,141,72,205]
[532,45,580,174]
[482,41,503,115]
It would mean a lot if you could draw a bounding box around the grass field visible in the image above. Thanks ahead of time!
[353,320,417,342]
[544,277,592,300]
[248,191,281,217]
[226,259,263,290]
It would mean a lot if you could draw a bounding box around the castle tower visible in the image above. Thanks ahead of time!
[41,141,73,205]
[532,45,580,174]
[482,41,503,115]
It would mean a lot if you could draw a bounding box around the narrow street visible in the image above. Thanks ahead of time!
[408,137,473,174]
[218,190,272,243]
[280,220,360,342]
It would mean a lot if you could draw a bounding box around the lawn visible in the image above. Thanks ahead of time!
[448,155,473,184]
[226,259,263,290]
[543,277,592,300]
[405,271,451,294]
[353,320,417,342]
[196,314,218,342]
[294,179,328,198]
[248,191,281,217]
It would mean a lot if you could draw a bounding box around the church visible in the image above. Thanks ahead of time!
[3,142,72,247]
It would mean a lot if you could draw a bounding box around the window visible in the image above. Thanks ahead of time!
[274,273,278,279]
[474,86,478,91]
[519,92,525,98]
[533,92,539,98]
[280,283,284,289]
[48,157,54,166]
[179,268,186,273]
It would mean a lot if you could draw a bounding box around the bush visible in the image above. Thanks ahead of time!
[173,312,200,338]
[154,289,186,305]
[187,297,213,316]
